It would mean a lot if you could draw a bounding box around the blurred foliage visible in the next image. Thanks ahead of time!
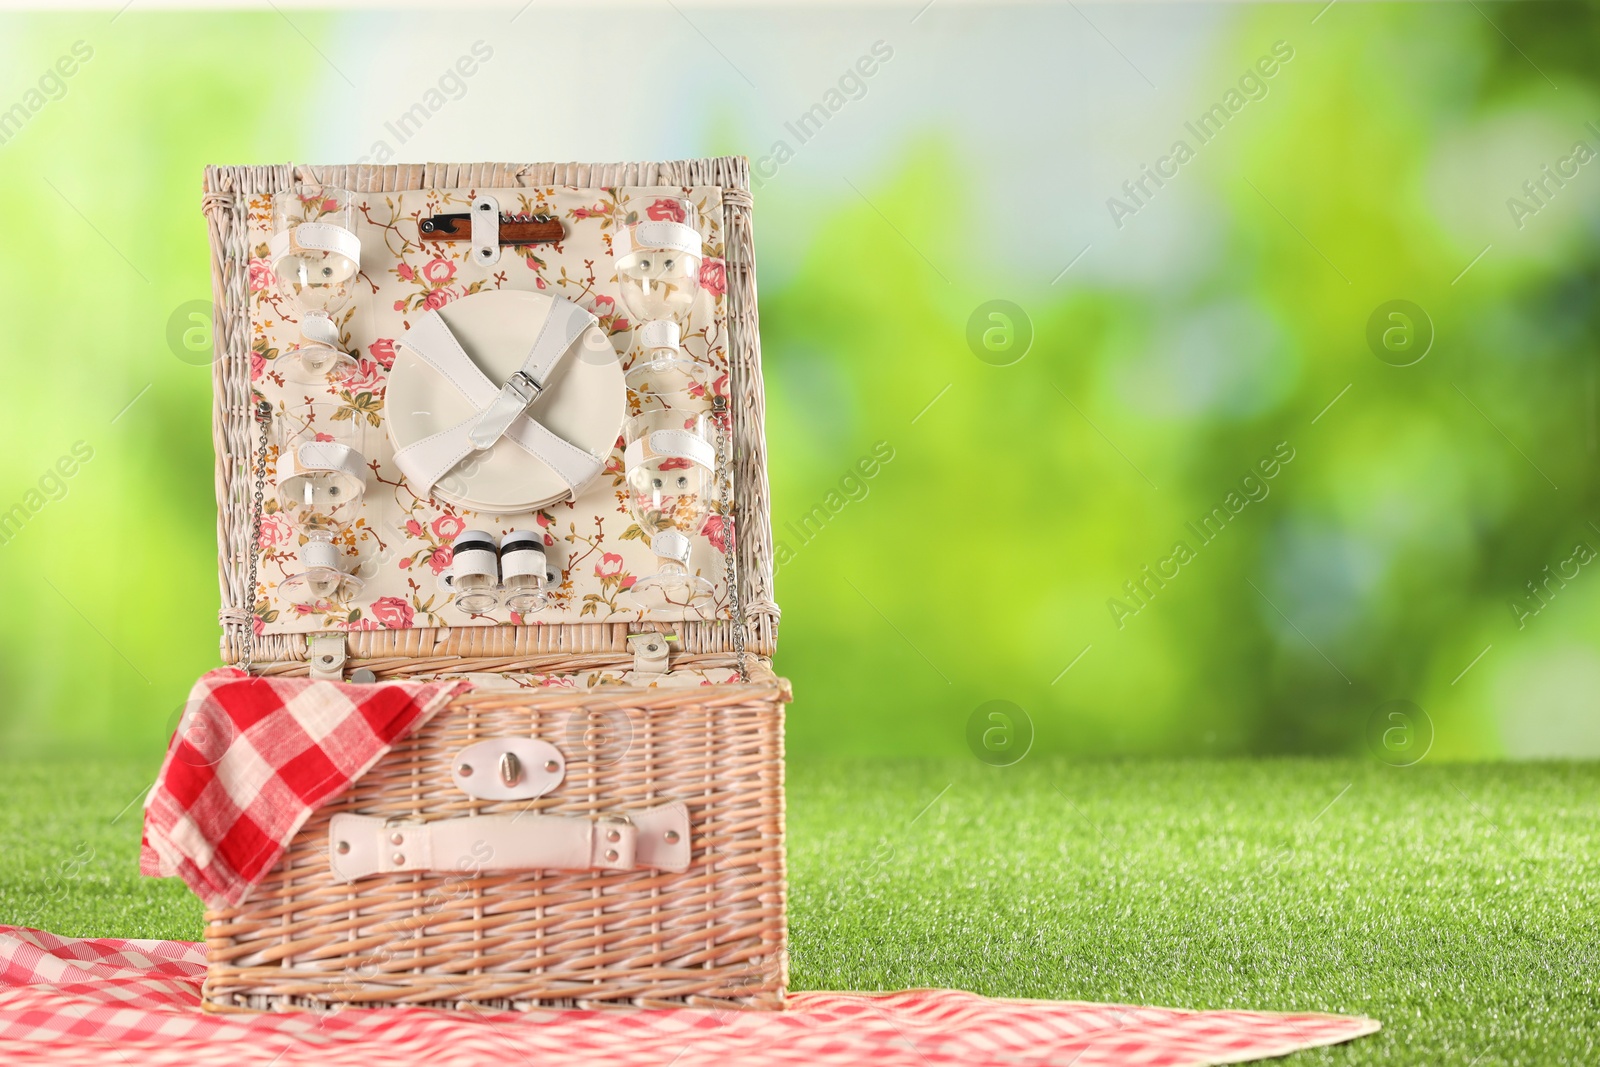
[0,6,1596,762]
[763,3,1600,760]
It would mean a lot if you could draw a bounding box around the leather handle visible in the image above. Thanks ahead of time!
[328,802,691,882]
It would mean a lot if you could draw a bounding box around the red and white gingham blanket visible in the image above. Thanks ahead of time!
[0,926,1378,1067]
[141,668,468,907]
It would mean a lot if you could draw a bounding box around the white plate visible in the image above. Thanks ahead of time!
[385,290,624,514]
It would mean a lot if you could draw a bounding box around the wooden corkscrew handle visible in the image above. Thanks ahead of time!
[418,212,564,245]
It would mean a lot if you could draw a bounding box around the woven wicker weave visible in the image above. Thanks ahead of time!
[198,159,787,1012]
[202,677,789,1012]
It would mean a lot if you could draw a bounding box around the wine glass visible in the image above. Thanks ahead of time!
[622,407,716,609]
[612,194,707,395]
[271,184,361,381]
[273,400,370,605]
[274,401,370,530]
[279,535,365,605]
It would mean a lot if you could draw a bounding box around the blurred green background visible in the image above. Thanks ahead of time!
[0,3,1596,764]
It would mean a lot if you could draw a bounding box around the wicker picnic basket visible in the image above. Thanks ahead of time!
[197,159,787,1011]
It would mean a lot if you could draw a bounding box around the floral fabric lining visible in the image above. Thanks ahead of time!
[246,186,732,638]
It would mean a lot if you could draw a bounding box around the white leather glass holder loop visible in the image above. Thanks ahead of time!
[327,801,692,881]
[651,529,692,566]
[614,220,701,258]
[302,538,342,571]
[268,222,361,275]
[637,320,681,351]
[279,441,366,506]
[471,194,501,266]
[623,429,716,474]
[280,536,363,607]
[298,310,342,349]
[294,441,365,480]
[452,737,565,800]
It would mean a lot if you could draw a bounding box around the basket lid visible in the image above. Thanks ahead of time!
[202,160,777,671]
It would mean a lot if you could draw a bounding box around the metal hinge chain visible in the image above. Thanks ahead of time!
[240,398,271,676]
[714,395,747,682]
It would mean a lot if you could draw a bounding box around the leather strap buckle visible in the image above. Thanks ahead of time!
[468,371,542,450]
[390,298,601,500]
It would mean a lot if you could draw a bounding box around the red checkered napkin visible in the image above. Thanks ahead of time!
[141,668,468,908]
[0,926,1381,1067]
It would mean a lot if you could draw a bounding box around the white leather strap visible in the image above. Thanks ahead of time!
[298,310,342,348]
[391,301,603,501]
[465,298,589,449]
[652,530,692,565]
[268,223,361,270]
[517,295,598,386]
[471,194,501,266]
[627,632,672,675]
[327,801,691,882]
[307,633,346,681]
[302,539,341,571]
[623,429,716,474]
[637,320,680,351]
[614,220,701,258]
[294,441,365,480]
[468,371,541,450]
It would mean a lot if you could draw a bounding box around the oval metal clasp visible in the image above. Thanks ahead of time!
[452,738,564,801]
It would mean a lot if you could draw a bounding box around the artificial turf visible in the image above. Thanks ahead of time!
[0,757,1593,1065]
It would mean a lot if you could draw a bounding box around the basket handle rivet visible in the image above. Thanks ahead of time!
[606,829,621,843]
[604,849,619,862]
[392,852,406,865]
[544,760,559,773]
[336,840,350,854]
[459,763,473,777]
[389,832,405,846]
[664,830,680,844]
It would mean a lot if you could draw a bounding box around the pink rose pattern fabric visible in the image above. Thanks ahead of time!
[245,186,733,635]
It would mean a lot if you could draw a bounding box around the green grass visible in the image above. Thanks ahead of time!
[2,758,1594,1065]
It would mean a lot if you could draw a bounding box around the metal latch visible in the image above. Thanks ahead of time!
[452,737,566,801]
[500,751,521,787]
